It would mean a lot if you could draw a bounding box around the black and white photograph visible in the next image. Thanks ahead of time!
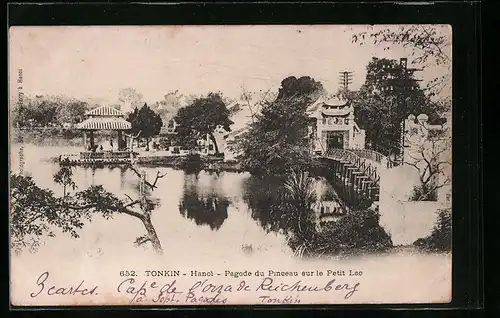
[9,24,452,305]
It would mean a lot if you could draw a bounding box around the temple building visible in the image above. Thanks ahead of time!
[306,97,365,154]
[75,105,132,151]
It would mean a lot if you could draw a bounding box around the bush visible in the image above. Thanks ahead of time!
[242,172,393,258]
[409,184,438,201]
[180,153,203,173]
[413,208,451,252]
[300,207,393,257]
[158,137,173,149]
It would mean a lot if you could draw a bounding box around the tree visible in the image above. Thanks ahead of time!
[236,76,324,177]
[239,86,277,124]
[413,208,451,252]
[351,58,442,157]
[334,87,357,101]
[118,88,144,114]
[11,95,91,128]
[127,103,163,151]
[351,25,451,98]
[174,92,233,154]
[151,90,185,125]
[404,117,451,201]
[56,100,89,125]
[10,160,167,254]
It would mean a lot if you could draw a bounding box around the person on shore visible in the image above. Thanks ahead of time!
[110,139,114,151]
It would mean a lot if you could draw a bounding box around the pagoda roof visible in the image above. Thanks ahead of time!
[320,108,352,117]
[85,105,125,117]
[306,97,350,113]
[76,117,131,130]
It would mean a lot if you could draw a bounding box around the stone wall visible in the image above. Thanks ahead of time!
[378,165,448,246]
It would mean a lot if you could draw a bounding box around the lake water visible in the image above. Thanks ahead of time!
[10,144,343,261]
[9,144,452,304]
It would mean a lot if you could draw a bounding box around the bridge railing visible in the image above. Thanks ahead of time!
[323,148,380,185]
[80,151,133,160]
[349,148,397,169]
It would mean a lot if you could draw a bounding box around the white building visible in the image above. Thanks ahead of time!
[306,97,365,154]
[197,125,229,156]
[221,127,248,162]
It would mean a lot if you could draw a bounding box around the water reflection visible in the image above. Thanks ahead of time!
[80,166,129,190]
[11,144,350,256]
[178,173,230,230]
[118,167,127,190]
[242,176,286,233]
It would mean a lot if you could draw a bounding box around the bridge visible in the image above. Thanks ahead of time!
[316,148,397,208]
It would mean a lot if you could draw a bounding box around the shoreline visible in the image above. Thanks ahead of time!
[51,152,246,173]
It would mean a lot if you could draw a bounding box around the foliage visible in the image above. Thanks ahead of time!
[118,88,144,113]
[151,90,185,124]
[10,163,167,254]
[127,103,163,151]
[351,25,451,97]
[282,170,317,233]
[236,76,324,177]
[11,95,91,128]
[53,159,77,196]
[281,173,392,257]
[56,101,89,125]
[242,173,392,257]
[239,86,278,124]
[334,87,357,101]
[11,173,91,253]
[405,121,451,201]
[180,153,203,173]
[174,92,233,154]
[409,184,438,201]
[413,208,451,252]
[350,58,443,155]
[309,207,393,256]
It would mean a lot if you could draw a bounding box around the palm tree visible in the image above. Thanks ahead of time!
[282,169,318,256]
[283,169,316,211]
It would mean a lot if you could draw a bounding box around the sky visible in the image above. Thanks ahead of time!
[9,25,451,105]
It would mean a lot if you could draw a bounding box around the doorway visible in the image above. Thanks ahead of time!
[326,131,344,150]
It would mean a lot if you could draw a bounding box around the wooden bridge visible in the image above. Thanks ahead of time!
[317,148,396,205]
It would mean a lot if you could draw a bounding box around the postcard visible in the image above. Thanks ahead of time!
[9,24,452,306]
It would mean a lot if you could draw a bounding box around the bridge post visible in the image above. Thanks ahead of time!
[341,163,347,184]
[347,166,354,187]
